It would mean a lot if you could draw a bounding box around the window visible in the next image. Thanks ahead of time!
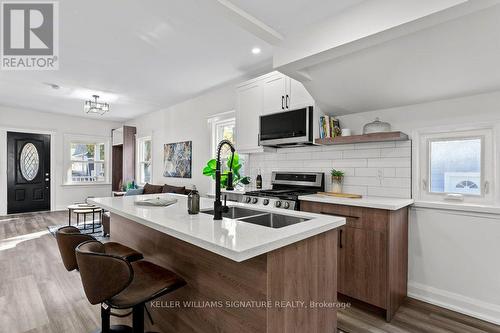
[137,136,152,185]
[214,118,236,168]
[64,135,110,185]
[70,142,106,183]
[208,111,246,192]
[418,128,493,204]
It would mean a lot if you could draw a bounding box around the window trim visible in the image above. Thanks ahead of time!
[415,126,494,205]
[136,136,152,186]
[63,134,111,186]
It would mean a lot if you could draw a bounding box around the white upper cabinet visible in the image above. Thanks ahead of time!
[236,81,263,152]
[263,73,288,114]
[287,77,314,109]
[235,71,315,153]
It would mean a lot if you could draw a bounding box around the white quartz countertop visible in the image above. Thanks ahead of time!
[90,194,345,262]
[298,194,414,210]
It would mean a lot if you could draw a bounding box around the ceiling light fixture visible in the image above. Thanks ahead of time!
[251,47,261,55]
[84,95,110,115]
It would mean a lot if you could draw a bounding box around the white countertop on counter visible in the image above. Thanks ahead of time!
[298,194,414,210]
[90,194,345,262]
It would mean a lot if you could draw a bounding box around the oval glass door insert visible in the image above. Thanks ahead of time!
[20,143,40,181]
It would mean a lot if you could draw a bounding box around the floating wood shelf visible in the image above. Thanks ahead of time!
[315,131,409,145]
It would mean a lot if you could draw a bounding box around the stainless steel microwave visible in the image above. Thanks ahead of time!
[259,106,314,147]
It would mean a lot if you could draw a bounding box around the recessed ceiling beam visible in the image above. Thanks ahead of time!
[214,0,284,45]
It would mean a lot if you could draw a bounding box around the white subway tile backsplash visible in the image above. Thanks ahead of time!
[286,152,312,160]
[395,140,412,147]
[344,176,381,186]
[247,140,412,199]
[367,187,411,198]
[340,185,368,196]
[380,147,411,158]
[322,144,355,152]
[343,149,380,159]
[395,168,412,178]
[311,150,342,160]
[307,160,333,168]
[333,159,368,168]
[367,158,411,168]
[355,168,379,177]
[382,177,411,188]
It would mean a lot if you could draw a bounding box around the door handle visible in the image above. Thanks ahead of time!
[45,178,50,181]
[286,94,289,109]
[281,96,284,109]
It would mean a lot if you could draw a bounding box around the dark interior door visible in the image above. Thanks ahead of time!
[7,132,51,214]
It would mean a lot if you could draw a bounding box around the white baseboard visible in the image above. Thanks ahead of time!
[408,281,500,325]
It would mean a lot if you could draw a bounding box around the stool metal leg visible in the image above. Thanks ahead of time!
[94,303,133,333]
[77,213,79,226]
[92,210,95,233]
[68,209,71,226]
[101,304,110,333]
[132,304,144,333]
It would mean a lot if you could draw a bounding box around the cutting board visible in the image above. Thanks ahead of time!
[318,192,363,199]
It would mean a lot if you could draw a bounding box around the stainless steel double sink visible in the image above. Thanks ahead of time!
[201,207,311,229]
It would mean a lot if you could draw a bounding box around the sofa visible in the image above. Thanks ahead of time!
[102,183,192,236]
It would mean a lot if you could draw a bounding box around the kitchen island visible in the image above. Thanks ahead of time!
[90,193,345,333]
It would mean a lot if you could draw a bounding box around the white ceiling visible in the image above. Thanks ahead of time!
[0,0,277,121]
[227,0,365,36]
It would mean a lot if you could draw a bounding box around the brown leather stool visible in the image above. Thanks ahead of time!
[55,226,143,271]
[76,240,186,333]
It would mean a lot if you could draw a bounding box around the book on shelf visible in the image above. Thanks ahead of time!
[319,115,339,139]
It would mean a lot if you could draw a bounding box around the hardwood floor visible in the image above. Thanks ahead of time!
[1,211,499,333]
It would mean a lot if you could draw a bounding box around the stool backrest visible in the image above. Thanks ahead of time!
[76,240,133,305]
[55,226,95,271]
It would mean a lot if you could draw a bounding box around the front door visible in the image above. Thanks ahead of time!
[7,132,51,214]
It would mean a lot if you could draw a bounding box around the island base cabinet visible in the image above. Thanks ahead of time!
[110,213,339,333]
[300,201,408,322]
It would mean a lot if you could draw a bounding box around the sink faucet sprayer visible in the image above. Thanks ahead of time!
[214,140,235,220]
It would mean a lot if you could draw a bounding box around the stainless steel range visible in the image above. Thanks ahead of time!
[241,171,324,210]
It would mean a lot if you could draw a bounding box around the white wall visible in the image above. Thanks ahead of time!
[126,84,237,196]
[337,90,500,324]
[0,106,121,214]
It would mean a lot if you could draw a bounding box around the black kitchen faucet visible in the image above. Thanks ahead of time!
[213,139,235,220]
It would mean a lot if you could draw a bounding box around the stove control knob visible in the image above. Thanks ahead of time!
[283,202,290,209]
[275,201,282,208]
[245,197,252,203]
[252,197,259,204]
[263,199,270,206]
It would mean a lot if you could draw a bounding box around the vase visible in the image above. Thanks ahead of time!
[331,176,344,193]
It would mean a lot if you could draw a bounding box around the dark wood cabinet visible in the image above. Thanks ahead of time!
[300,201,408,322]
[111,126,136,191]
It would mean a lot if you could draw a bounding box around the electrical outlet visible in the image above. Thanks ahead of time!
[378,169,384,185]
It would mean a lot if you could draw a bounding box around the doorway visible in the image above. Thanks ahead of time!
[7,132,51,214]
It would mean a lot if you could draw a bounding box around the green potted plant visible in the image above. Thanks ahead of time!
[330,169,345,193]
[202,153,250,189]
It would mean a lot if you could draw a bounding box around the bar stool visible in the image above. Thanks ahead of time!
[55,226,143,271]
[76,240,186,333]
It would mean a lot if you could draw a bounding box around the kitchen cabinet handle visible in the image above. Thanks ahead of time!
[281,96,285,109]
[339,229,343,248]
[286,94,289,109]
